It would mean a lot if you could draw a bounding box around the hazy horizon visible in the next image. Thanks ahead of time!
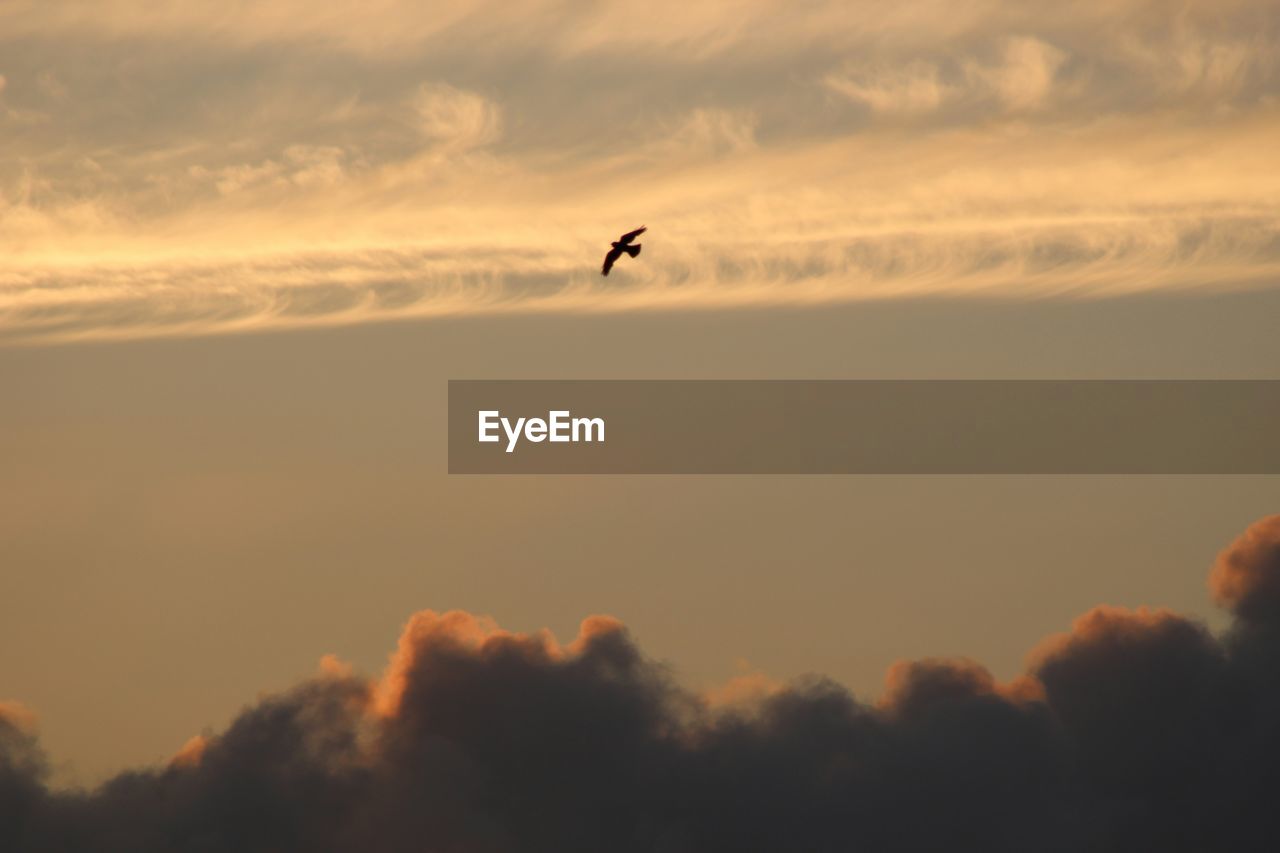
[5,291,1279,787]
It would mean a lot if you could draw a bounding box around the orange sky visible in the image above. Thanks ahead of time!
[2,0,1278,342]
[1,0,1279,790]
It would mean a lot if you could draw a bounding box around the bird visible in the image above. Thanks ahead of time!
[601,226,646,276]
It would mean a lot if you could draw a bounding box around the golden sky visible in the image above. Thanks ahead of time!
[2,0,1278,342]
[2,0,1280,797]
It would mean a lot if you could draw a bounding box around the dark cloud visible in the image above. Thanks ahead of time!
[0,705,45,851]
[5,517,1280,851]
[1211,514,1280,623]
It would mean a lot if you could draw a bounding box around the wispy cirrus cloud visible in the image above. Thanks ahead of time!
[0,0,1278,343]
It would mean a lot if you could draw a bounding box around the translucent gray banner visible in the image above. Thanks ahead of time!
[448,380,1280,474]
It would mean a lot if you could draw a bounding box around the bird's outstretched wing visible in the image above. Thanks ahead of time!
[602,246,624,276]
[618,226,647,245]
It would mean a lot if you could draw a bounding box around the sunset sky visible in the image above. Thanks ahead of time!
[3,0,1279,342]
[2,0,1280,816]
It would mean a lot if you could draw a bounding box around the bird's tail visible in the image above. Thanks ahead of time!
[625,244,641,258]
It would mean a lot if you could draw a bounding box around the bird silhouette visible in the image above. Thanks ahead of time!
[601,226,646,276]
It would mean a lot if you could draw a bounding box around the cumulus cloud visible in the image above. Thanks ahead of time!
[1210,514,1280,623]
[4,515,1280,850]
[0,703,44,850]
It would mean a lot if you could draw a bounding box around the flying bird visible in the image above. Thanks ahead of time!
[601,226,646,276]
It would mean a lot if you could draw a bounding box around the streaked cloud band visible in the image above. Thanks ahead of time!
[1,0,1277,342]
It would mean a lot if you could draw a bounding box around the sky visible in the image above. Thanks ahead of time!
[2,1,1280,841]
[2,0,1279,342]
